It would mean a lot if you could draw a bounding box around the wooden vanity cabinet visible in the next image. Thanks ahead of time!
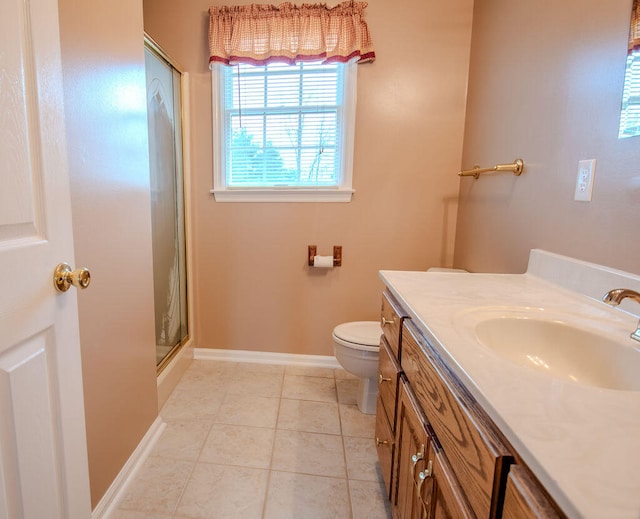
[376,291,568,519]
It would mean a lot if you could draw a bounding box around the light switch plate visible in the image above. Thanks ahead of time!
[574,159,596,202]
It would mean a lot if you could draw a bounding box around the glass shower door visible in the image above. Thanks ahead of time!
[144,40,189,367]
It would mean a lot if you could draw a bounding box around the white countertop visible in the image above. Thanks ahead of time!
[379,251,640,519]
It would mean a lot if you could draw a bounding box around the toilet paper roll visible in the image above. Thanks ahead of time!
[313,255,334,268]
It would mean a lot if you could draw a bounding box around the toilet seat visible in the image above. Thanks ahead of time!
[332,321,381,352]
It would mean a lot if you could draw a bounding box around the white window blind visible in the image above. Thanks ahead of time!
[225,61,344,187]
[211,60,357,202]
[619,47,640,138]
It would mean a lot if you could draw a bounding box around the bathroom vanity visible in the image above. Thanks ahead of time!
[375,250,640,519]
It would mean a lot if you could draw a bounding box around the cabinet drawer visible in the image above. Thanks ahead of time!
[381,290,405,359]
[378,336,401,428]
[375,395,395,499]
[402,321,512,518]
[502,466,563,519]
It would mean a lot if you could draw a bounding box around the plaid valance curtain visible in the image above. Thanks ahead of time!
[208,1,375,66]
[630,0,640,52]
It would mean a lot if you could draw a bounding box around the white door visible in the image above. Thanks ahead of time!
[0,0,91,517]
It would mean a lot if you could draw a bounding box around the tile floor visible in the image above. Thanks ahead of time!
[111,360,393,519]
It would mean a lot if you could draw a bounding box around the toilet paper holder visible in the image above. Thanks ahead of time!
[308,245,342,267]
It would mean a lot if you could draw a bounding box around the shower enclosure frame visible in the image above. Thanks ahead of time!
[144,34,193,374]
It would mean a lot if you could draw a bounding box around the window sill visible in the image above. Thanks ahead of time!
[210,188,354,203]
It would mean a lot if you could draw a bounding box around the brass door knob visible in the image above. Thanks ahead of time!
[54,263,91,292]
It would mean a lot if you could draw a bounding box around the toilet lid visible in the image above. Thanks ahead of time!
[332,321,381,346]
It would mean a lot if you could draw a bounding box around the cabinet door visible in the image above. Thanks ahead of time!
[379,336,401,429]
[396,378,475,519]
[395,378,431,519]
[430,443,475,519]
[376,395,395,499]
[502,466,562,519]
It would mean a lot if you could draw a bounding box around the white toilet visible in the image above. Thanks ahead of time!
[332,321,382,414]
[332,268,466,415]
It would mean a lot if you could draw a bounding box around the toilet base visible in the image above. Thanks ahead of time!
[356,376,378,414]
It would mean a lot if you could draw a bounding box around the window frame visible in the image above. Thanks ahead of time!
[619,47,640,139]
[210,61,357,202]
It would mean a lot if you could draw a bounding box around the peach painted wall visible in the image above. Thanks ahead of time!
[143,0,474,356]
[58,0,159,507]
[454,0,640,275]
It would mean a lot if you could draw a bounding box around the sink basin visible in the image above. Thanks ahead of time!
[474,317,640,391]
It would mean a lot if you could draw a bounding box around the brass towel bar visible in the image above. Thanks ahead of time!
[458,158,524,179]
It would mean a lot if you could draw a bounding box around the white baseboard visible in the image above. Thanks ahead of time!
[194,347,341,369]
[91,416,166,519]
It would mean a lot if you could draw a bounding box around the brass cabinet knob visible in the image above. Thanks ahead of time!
[375,437,389,446]
[54,263,91,292]
[417,460,433,492]
[411,444,425,468]
[378,373,391,384]
[381,316,395,327]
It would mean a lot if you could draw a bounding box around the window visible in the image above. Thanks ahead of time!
[619,47,640,138]
[206,1,375,201]
[211,60,357,202]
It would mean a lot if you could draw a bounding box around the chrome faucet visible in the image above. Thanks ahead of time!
[602,288,640,343]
